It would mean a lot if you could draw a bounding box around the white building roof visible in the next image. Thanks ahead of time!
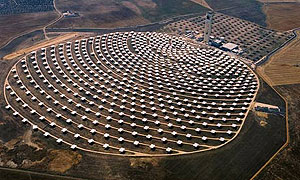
[222,43,238,51]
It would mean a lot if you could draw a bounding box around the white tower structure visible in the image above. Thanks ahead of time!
[204,11,214,44]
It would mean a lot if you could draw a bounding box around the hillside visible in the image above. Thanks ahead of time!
[0,11,58,49]
[51,0,209,28]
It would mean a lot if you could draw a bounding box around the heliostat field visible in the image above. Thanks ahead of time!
[4,31,259,156]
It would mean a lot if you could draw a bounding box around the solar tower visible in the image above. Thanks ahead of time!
[204,11,214,44]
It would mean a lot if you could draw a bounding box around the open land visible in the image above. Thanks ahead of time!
[51,0,270,29]
[0,11,58,49]
[190,0,212,9]
[257,30,300,86]
[256,83,300,180]
[263,2,300,31]
[50,0,208,29]
[253,29,300,180]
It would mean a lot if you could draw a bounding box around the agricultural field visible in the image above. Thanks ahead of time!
[263,2,300,31]
[257,30,300,86]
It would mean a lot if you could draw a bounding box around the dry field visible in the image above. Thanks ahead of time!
[263,2,300,31]
[257,31,300,86]
[0,11,58,48]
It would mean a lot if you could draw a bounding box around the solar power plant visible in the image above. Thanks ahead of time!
[164,13,294,61]
[4,31,259,156]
